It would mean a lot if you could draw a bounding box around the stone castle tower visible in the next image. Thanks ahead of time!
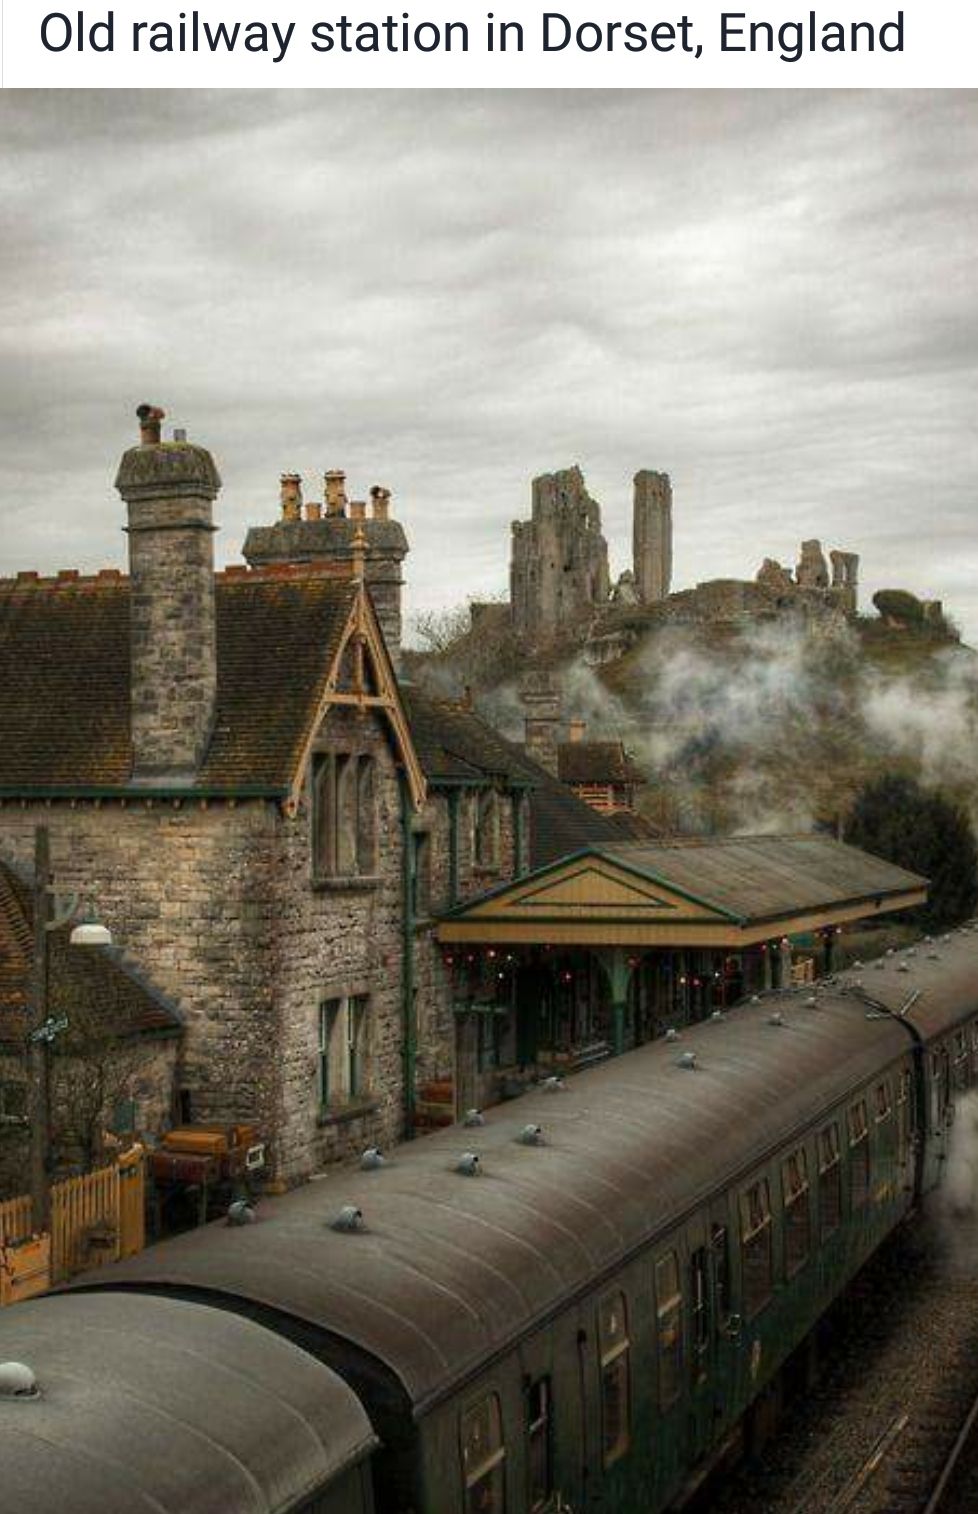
[632,469,672,603]
[242,469,409,665]
[510,466,610,642]
[509,464,673,642]
[116,404,221,781]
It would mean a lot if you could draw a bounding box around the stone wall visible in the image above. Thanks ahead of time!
[510,467,610,643]
[632,470,673,603]
[270,702,407,1183]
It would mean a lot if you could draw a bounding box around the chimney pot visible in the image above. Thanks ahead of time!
[325,469,347,517]
[370,485,391,521]
[280,472,303,522]
[568,718,587,743]
[173,427,187,443]
[136,403,165,446]
[350,500,367,522]
[304,500,323,522]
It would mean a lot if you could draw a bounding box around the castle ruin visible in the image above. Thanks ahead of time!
[510,466,672,642]
[506,463,860,652]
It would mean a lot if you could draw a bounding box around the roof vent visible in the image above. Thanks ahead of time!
[906,947,918,958]
[226,1198,256,1226]
[853,960,864,969]
[678,1051,697,1071]
[873,960,886,971]
[769,1011,785,1027]
[457,1152,481,1176]
[806,994,818,1007]
[540,1075,566,1093]
[463,1109,485,1127]
[928,951,941,961]
[897,962,911,974]
[0,1363,39,1400]
[360,1148,385,1170]
[750,995,760,1005]
[710,1009,724,1022]
[519,1124,544,1146]
[330,1205,365,1232]
[665,1027,680,1041]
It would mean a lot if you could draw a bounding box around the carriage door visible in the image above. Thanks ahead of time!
[689,1202,738,1463]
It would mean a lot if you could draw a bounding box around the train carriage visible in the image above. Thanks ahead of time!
[4,924,978,1512]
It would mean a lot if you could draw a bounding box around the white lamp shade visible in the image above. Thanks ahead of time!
[69,921,112,947]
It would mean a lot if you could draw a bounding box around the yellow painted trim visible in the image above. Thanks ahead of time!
[449,855,725,923]
[435,888,928,948]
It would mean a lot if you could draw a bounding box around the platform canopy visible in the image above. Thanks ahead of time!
[437,834,928,948]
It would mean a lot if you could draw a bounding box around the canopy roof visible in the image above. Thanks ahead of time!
[437,834,928,947]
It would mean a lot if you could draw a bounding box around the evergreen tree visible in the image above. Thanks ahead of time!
[845,774,978,928]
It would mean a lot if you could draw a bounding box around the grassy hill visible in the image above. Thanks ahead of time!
[408,610,978,837]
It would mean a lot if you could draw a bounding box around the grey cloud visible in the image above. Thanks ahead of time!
[0,90,976,637]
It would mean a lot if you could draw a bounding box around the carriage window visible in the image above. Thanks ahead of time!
[655,1252,684,1407]
[711,1222,731,1318]
[599,1291,631,1466]
[740,1179,773,1318]
[527,1378,552,1512]
[875,1082,891,1122]
[781,1148,811,1277]
[462,1393,506,1514]
[818,1123,842,1238]
[849,1099,870,1208]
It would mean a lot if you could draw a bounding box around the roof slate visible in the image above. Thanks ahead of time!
[0,857,183,1047]
[599,834,927,920]
[557,740,646,787]
[0,571,356,794]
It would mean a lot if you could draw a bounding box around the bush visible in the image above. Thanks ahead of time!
[845,773,978,928]
[872,589,925,627]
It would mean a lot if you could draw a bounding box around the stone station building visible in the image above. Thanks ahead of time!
[0,406,929,1199]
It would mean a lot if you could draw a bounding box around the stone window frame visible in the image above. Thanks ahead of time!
[473,787,501,875]
[311,750,379,887]
[317,992,372,1120]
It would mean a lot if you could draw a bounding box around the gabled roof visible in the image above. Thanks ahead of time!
[0,858,182,1048]
[399,686,652,865]
[400,686,540,786]
[438,833,928,948]
[557,740,646,787]
[0,566,423,803]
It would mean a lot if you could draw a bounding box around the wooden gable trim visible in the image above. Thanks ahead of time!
[441,847,743,926]
[285,583,427,816]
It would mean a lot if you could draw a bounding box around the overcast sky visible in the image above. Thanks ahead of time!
[1,90,976,639]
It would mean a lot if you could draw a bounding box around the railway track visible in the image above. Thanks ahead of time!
[710,1208,978,1514]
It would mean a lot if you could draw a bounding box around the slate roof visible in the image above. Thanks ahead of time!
[0,568,356,795]
[399,685,656,868]
[598,834,927,922]
[0,858,182,1048]
[557,739,646,787]
[400,685,540,786]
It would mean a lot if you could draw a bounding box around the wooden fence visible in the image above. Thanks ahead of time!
[0,1149,145,1304]
[0,1193,32,1248]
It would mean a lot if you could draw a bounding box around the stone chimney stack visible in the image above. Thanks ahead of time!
[522,672,562,776]
[280,473,302,521]
[325,470,347,517]
[115,404,221,782]
[568,717,587,744]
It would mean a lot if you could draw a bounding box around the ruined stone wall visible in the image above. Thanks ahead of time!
[633,470,673,603]
[510,467,610,643]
